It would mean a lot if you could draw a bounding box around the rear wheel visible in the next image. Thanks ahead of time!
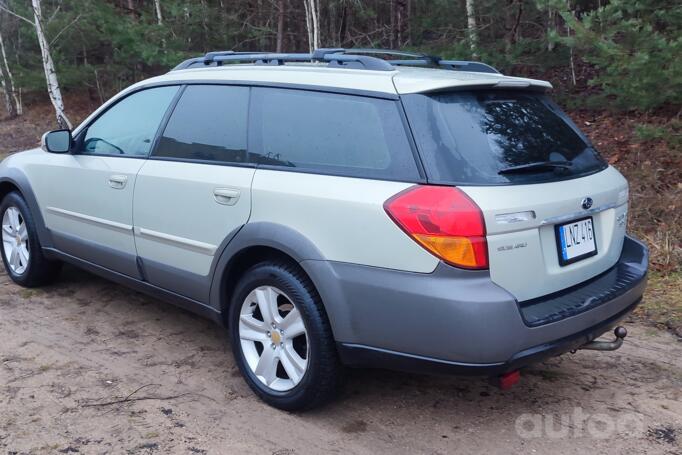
[229,261,342,411]
[0,192,61,287]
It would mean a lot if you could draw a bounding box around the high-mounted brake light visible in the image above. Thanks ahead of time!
[384,185,488,269]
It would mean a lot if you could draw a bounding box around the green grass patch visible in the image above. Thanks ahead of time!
[636,272,682,338]
[634,121,682,153]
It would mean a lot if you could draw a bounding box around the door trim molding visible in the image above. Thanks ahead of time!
[137,227,217,255]
[45,206,133,232]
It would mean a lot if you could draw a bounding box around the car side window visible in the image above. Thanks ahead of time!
[153,85,249,164]
[80,86,179,157]
[249,87,420,180]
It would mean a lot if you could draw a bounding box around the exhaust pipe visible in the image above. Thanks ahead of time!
[578,326,628,352]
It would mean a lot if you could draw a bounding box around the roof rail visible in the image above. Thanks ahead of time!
[338,48,500,74]
[172,48,395,72]
[171,48,500,74]
[437,60,500,74]
[335,48,439,66]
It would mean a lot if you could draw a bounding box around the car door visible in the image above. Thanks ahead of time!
[33,86,180,278]
[133,85,255,302]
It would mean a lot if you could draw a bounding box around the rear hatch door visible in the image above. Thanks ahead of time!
[461,168,628,301]
[402,89,629,301]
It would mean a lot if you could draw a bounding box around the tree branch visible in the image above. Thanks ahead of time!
[79,384,192,408]
[47,4,60,23]
[0,4,34,26]
[50,13,82,46]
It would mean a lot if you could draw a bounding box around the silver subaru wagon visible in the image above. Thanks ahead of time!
[0,49,648,410]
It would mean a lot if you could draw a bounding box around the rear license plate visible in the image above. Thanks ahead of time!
[555,217,597,266]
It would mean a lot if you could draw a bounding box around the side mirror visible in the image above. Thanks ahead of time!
[42,129,72,153]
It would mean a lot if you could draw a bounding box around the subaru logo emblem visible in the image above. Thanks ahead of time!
[581,197,593,210]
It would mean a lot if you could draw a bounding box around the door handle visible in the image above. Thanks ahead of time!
[213,188,240,205]
[108,175,128,189]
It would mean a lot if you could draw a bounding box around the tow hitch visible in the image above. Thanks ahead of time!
[578,326,628,352]
[490,326,628,391]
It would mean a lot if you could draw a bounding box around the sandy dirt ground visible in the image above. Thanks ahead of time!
[0,265,680,454]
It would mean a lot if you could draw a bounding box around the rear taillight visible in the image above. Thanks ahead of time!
[384,185,488,269]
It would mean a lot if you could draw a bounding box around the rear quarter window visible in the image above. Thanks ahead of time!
[402,90,607,185]
[249,88,420,181]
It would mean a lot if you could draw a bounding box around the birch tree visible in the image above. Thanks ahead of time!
[303,0,320,52]
[0,34,15,117]
[465,0,479,57]
[0,33,20,116]
[276,0,285,52]
[0,66,13,118]
[396,0,408,47]
[0,5,19,117]
[154,0,163,25]
[303,1,313,52]
[31,0,71,128]
[547,8,556,51]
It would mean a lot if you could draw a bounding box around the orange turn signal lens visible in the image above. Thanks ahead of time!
[413,234,487,269]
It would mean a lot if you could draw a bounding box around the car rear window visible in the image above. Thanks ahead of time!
[402,90,607,185]
[249,87,420,181]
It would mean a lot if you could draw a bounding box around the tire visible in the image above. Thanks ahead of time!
[0,191,62,287]
[229,260,342,411]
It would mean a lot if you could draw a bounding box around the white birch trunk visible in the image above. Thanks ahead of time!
[0,67,12,117]
[303,0,313,53]
[154,0,163,25]
[311,0,320,50]
[303,0,320,52]
[547,8,556,51]
[31,0,71,129]
[465,0,478,57]
[0,30,19,116]
[567,2,576,86]
[276,0,285,52]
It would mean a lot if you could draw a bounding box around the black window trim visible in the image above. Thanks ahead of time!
[66,80,605,187]
[144,80,427,184]
[69,79,427,184]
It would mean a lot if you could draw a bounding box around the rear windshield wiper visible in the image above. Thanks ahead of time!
[498,160,573,174]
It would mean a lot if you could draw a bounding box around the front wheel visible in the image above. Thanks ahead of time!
[0,192,61,287]
[229,261,342,411]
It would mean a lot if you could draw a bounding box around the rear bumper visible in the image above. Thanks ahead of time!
[336,298,640,376]
[302,235,647,375]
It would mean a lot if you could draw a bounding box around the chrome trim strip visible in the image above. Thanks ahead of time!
[45,207,133,232]
[495,210,536,224]
[540,202,622,226]
[137,227,217,255]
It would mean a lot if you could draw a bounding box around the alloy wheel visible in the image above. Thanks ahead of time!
[238,285,309,392]
[2,206,29,275]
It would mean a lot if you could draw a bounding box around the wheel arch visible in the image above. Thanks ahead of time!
[210,222,329,327]
[0,171,54,248]
[0,179,22,202]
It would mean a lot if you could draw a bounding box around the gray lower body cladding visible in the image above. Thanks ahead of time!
[303,235,647,373]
